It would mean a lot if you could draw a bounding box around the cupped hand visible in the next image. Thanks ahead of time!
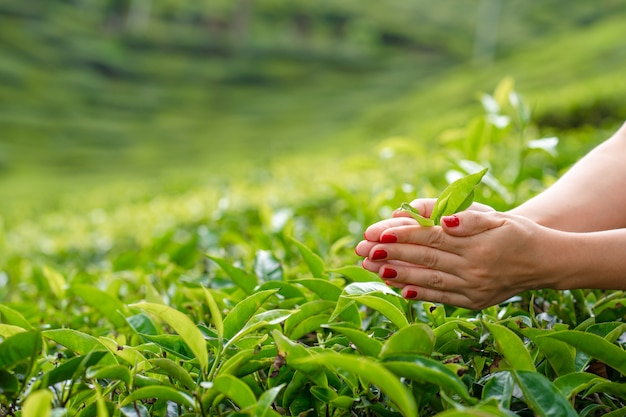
[392,198,495,220]
[356,210,568,310]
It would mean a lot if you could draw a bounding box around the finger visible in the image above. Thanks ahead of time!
[377,225,464,254]
[393,198,437,218]
[363,217,417,242]
[361,257,421,273]
[366,242,463,273]
[401,284,472,308]
[440,211,506,237]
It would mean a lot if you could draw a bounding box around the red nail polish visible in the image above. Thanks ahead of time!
[371,249,387,261]
[442,215,460,227]
[380,234,397,243]
[381,267,397,279]
[405,289,418,299]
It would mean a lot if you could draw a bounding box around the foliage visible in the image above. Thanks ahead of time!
[2,81,626,416]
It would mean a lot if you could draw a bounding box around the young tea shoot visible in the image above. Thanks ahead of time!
[400,167,488,226]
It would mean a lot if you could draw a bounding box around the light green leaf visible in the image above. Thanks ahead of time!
[520,328,575,376]
[70,284,127,328]
[42,266,67,299]
[553,372,607,400]
[327,265,383,283]
[272,330,328,387]
[212,374,257,409]
[399,203,434,227]
[295,279,342,301]
[284,300,334,337]
[483,321,534,372]
[0,324,26,338]
[207,255,258,295]
[346,294,409,329]
[546,330,626,376]
[380,323,435,357]
[149,358,195,390]
[0,304,34,330]
[293,352,417,417]
[383,354,474,403]
[130,303,208,373]
[86,364,132,386]
[256,384,284,417]
[22,389,53,417]
[223,289,278,341]
[121,385,195,409]
[288,236,328,279]
[0,331,40,369]
[323,323,382,358]
[202,286,224,343]
[512,370,577,417]
[429,167,488,224]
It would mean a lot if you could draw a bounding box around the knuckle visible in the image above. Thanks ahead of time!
[427,270,444,288]
[427,227,446,248]
[420,249,439,269]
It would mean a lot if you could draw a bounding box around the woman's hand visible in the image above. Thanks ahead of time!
[356,210,570,310]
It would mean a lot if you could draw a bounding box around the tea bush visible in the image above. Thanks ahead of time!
[1,81,626,417]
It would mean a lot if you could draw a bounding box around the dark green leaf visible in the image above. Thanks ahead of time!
[512,370,577,417]
[223,289,278,340]
[323,323,382,357]
[483,321,534,371]
[121,385,195,409]
[0,330,41,370]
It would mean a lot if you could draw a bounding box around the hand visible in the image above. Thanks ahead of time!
[355,210,568,310]
[392,198,495,220]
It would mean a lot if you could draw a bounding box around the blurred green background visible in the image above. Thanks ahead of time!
[1,0,626,220]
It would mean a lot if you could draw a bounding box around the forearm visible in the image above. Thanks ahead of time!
[551,228,626,291]
[510,122,626,232]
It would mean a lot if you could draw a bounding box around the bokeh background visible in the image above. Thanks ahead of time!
[1,0,626,220]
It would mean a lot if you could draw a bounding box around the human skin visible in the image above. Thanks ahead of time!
[355,122,626,309]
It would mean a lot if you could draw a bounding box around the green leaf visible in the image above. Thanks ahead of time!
[86,364,132,386]
[212,374,257,409]
[346,294,409,329]
[0,304,34,330]
[284,300,334,337]
[149,358,195,390]
[202,287,224,343]
[399,203,434,227]
[380,323,435,357]
[293,352,417,417]
[254,250,283,282]
[70,284,128,328]
[130,302,209,373]
[224,309,293,349]
[295,279,342,301]
[22,389,53,417]
[327,265,383,283]
[482,321,534,372]
[207,255,258,295]
[42,266,67,299]
[323,323,383,357]
[545,330,626,376]
[0,370,18,395]
[43,350,109,387]
[512,370,577,417]
[222,289,278,340]
[481,371,513,407]
[429,167,488,224]
[519,327,575,376]
[288,236,328,279]
[43,329,115,364]
[382,354,474,403]
[272,330,328,387]
[0,324,27,338]
[256,384,284,417]
[121,385,195,409]
[0,331,41,370]
[553,372,605,400]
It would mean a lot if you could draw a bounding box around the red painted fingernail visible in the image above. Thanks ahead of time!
[405,289,418,299]
[442,215,460,227]
[371,249,388,261]
[381,267,397,279]
[380,234,397,243]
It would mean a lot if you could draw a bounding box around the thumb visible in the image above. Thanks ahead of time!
[440,211,505,237]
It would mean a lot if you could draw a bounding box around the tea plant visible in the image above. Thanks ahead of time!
[2,82,626,417]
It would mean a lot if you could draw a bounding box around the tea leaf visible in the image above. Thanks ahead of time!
[380,323,435,357]
[512,370,577,417]
[383,354,474,403]
[482,321,534,372]
[212,374,257,409]
[22,389,53,417]
[149,357,196,390]
[545,330,626,376]
[202,286,224,343]
[121,385,196,409]
[289,236,328,279]
[429,167,488,224]
[399,203,435,227]
[223,289,279,340]
[294,352,417,417]
[130,302,209,373]
[323,323,383,357]
[553,372,606,400]
[0,304,34,330]
[208,255,258,295]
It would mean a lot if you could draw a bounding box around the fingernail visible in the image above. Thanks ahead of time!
[380,234,397,243]
[442,215,460,227]
[381,267,397,279]
[405,289,418,299]
[371,249,387,261]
